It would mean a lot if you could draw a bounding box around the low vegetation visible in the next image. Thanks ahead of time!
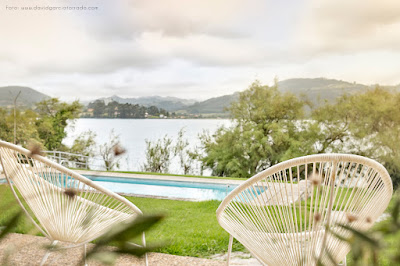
[142,129,200,175]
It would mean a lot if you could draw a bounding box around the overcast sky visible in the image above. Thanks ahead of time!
[1,0,400,101]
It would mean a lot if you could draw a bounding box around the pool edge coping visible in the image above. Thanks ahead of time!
[75,170,245,185]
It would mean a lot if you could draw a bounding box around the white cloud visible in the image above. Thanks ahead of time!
[0,0,399,101]
[298,0,400,54]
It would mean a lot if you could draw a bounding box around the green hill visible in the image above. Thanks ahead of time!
[185,93,239,114]
[184,78,400,114]
[0,86,50,108]
[277,78,400,106]
[277,78,371,106]
[184,78,372,114]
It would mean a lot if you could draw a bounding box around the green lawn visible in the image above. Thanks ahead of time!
[129,197,245,256]
[0,184,244,258]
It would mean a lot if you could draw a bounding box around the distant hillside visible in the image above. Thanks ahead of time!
[0,86,50,107]
[87,78,400,115]
[185,93,240,114]
[184,78,374,114]
[277,78,392,106]
[185,78,400,114]
[94,95,196,111]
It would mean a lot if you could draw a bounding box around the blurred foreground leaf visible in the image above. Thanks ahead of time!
[0,211,22,240]
[321,196,400,265]
[85,214,163,264]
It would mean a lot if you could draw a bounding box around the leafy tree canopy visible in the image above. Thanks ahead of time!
[0,98,82,151]
[311,87,400,187]
[199,81,400,188]
[199,81,309,177]
[35,98,82,150]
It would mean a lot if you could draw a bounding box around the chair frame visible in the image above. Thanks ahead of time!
[0,140,148,265]
[217,153,393,266]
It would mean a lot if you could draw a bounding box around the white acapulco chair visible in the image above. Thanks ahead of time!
[0,140,148,266]
[217,154,393,266]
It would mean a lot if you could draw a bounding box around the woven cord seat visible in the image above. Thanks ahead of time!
[217,154,393,266]
[0,140,148,265]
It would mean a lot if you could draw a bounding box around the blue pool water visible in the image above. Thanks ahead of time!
[85,175,238,201]
[1,175,238,201]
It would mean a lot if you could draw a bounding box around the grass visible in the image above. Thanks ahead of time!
[0,184,244,258]
[129,197,245,256]
[376,190,400,265]
[0,185,35,234]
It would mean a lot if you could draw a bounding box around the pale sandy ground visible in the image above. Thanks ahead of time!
[0,233,259,266]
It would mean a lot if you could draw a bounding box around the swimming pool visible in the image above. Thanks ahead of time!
[0,175,239,201]
[85,175,238,201]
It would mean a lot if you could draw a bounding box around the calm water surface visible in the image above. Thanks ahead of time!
[64,119,231,174]
[85,175,237,201]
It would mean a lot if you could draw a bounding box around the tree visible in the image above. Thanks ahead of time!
[311,86,400,188]
[90,100,106,117]
[173,129,197,175]
[0,108,11,141]
[141,129,199,175]
[67,130,96,157]
[1,99,97,168]
[99,130,123,171]
[86,101,165,118]
[63,130,97,169]
[35,98,82,150]
[141,135,173,173]
[199,81,307,177]
[0,108,40,146]
[147,106,159,116]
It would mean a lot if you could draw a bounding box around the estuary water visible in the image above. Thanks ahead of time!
[64,118,231,174]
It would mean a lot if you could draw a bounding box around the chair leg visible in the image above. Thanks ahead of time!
[142,232,148,266]
[83,243,87,266]
[40,240,58,266]
[339,255,347,266]
[227,234,233,266]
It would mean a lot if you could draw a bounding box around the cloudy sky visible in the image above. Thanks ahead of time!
[1,0,400,101]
